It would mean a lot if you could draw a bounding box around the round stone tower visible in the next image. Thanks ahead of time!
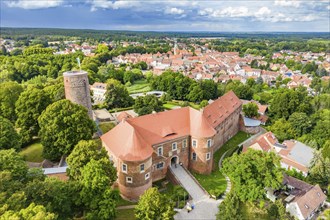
[63,70,93,119]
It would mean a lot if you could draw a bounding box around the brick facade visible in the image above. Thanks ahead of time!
[101,91,242,200]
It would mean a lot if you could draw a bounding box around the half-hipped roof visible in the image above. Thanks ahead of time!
[101,91,241,161]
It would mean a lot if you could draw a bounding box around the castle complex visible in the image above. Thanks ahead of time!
[63,70,93,119]
[101,91,242,200]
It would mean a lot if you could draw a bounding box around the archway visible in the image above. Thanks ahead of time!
[171,156,178,167]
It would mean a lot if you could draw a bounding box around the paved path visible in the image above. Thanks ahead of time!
[171,165,221,220]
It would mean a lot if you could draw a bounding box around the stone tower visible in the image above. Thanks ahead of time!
[63,70,93,119]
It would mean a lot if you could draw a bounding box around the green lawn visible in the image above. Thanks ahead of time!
[19,141,44,162]
[163,103,180,110]
[126,79,151,94]
[99,122,116,134]
[192,131,251,197]
[116,208,136,220]
[117,196,136,207]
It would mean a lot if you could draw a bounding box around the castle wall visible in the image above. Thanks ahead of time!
[189,136,214,174]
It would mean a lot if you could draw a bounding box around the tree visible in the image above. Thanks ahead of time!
[15,88,52,145]
[0,149,28,181]
[24,178,75,219]
[134,95,164,116]
[38,99,96,161]
[216,193,242,220]
[222,150,283,202]
[242,103,259,118]
[0,203,56,220]
[67,140,111,180]
[288,112,312,138]
[80,159,118,220]
[268,118,295,142]
[200,100,208,108]
[0,117,21,150]
[308,151,330,187]
[268,200,290,220]
[0,81,23,122]
[135,187,175,220]
[96,44,109,54]
[104,79,134,109]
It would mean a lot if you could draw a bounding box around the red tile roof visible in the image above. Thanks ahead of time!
[101,91,241,161]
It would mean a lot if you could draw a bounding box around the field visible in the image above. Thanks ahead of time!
[126,79,151,94]
[19,141,44,162]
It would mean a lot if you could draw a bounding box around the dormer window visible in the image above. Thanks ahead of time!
[304,204,309,209]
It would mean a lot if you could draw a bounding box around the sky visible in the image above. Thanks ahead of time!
[1,0,330,32]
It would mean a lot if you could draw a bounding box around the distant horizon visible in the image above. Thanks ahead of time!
[1,1,329,32]
[2,26,330,34]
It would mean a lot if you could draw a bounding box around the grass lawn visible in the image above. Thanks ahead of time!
[19,141,44,162]
[116,208,136,220]
[99,122,116,133]
[117,196,137,207]
[192,131,251,197]
[163,103,180,110]
[126,79,151,94]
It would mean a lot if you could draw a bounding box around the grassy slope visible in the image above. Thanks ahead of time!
[19,141,44,162]
[126,79,151,94]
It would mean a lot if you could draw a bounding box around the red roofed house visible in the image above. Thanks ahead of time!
[101,91,242,200]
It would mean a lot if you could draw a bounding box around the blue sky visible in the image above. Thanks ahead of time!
[1,0,330,32]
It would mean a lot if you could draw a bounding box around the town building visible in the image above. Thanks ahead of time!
[243,132,315,176]
[101,91,242,200]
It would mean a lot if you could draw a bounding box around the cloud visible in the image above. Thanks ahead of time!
[198,7,250,18]
[5,0,64,9]
[255,7,271,18]
[164,7,185,15]
[274,0,301,8]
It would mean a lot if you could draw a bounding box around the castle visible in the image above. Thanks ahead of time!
[101,91,242,200]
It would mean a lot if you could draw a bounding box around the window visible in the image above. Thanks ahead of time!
[192,152,197,161]
[122,164,127,173]
[182,139,187,148]
[206,152,211,161]
[126,177,133,183]
[172,142,177,151]
[207,139,212,147]
[192,139,197,148]
[156,162,164,169]
[157,146,163,156]
[140,164,145,173]
[145,172,150,180]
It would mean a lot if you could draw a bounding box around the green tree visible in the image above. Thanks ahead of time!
[135,187,175,220]
[0,149,28,180]
[38,99,95,161]
[96,44,109,54]
[67,140,110,180]
[308,151,330,187]
[200,100,208,108]
[104,79,134,109]
[0,81,23,122]
[242,103,259,118]
[0,203,56,220]
[222,150,283,202]
[80,159,118,220]
[288,112,312,138]
[268,118,295,142]
[0,117,21,150]
[216,193,242,220]
[134,95,164,116]
[15,88,52,145]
